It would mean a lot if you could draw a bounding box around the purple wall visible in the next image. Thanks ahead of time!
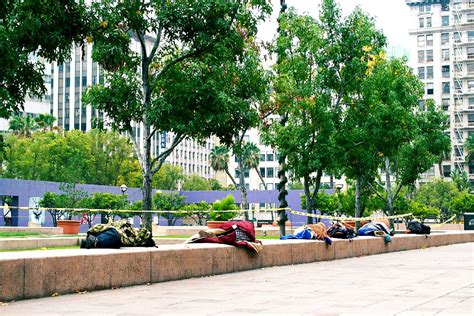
[0,179,334,229]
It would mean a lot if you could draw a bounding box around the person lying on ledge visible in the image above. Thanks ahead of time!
[80,219,156,249]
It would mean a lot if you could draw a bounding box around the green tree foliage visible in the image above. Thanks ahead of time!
[39,183,88,226]
[450,169,471,191]
[0,0,90,118]
[8,115,38,137]
[182,174,211,191]
[34,114,56,131]
[207,179,224,191]
[266,1,385,225]
[242,142,266,190]
[152,163,184,190]
[209,195,238,221]
[407,201,440,224]
[450,191,474,221]
[82,0,272,230]
[153,192,186,226]
[210,145,237,187]
[81,192,126,227]
[182,201,211,225]
[2,130,139,185]
[414,180,460,221]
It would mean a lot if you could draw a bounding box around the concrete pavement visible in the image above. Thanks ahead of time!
[1,243,473,315]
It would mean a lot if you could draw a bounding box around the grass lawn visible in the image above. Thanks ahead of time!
[0,232,82,238]
[0,245,80,252]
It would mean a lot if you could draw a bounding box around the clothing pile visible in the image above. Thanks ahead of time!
[185,221,263,253]
[326,222,356,239]
[81,219,156,249]
[406,220,431,235]
[358,221,393,243]
[280,222,332,245]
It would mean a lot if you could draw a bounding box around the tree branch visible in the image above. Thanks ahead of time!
[147,0,165,64]
[150,133,185,175]
[362,175,386,202]
[393,182,403,201]
[136,31,148,60]
[128,129,144,172]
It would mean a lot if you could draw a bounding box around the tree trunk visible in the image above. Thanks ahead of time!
[276,161,288,236]
[225,168,238,187]
[255,167,267,190]
[303,176,313,224]
[355,175,362,231]
[237,156,248,220]
[384,157,394,230]
[142,172,153,230]
[329,175,334,189]
[312,170,323,223]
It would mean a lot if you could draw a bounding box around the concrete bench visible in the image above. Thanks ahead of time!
[1,231,473,302]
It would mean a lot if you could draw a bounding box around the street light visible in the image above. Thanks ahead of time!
[335,184,343,218]
[120,184,128,210]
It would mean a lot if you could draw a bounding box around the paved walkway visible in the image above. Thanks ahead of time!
[1,243,473,315]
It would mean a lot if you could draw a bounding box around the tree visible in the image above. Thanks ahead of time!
[267,1,385,227]
[81,192,125,227]
[408,201,440,224]
[83,0,271,230]
[210,145,237,187]
[242,142,267,190]
[0,0,90,118]
[414,180,460,221]
[182,201,211,225]
[451,191,474,222]
[351,59,450,228]
[207,179,223,191]
[450,169,470,192]
[182,174,211,191]
[8,115,38,137]
[153,192,186,226]
[34,114,56,131]
[209,195,239,222]
[152,163,184,190]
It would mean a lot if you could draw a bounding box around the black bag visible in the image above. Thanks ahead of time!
[327,222,356,239]
[407,221,431,235]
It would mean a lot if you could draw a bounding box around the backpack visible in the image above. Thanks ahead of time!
[327,222,356,239]
[407,221,431,235]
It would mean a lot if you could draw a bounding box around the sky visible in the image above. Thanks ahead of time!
[258,0,412,53]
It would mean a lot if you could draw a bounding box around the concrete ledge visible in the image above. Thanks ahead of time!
[0,237,187,250]
[1,231,473,302]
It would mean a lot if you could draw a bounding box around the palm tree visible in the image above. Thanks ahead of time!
[210,145,237,187]
[8,115,38,137]
[35,114,56,131]
[242,142,267,190]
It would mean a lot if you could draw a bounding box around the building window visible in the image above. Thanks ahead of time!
[468,47,474,59]
[419,17,424,28]
[469,31,474,43]
[441,33,449,45]
[260,167,265,178]
[418,35,425,47]
[442,82,450,94]
[418,67,425,79]
[442,16,449,26]
[259,154,265,162]
[426,83,434,95]
[455,148,463,157]
[442,98,450,111]
[443,165,451,178]
[419,4,431,13]
[468,114,474,126]
[468,63,474,74]
[468,13,474,23]
[426,17,432,27]
[455,80,462,92]
[419,100,425,111]
[468,80,474,92]
[439,49,448,63]
[442,65,450,78]
[266,153,274,161]
[426,50,433,62]
[418,50,425,63]
[454,32,462,43]
[267,168,274,178]
[442,3,450,11]
[426,34,433,46]
[469,97,474,107]
[427,66,434,79]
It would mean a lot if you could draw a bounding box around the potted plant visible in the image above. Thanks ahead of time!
[207,195,239,228]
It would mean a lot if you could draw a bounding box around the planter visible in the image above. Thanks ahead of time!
[57,220,81,235]
[207,221,226,229]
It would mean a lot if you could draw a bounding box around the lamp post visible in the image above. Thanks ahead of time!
[120,184,128,210]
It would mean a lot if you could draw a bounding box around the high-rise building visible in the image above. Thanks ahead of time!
[406,0,474,182]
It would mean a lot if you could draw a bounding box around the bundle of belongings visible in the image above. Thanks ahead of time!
[185,221,263,253]
[280,222,332,245]
[358,221,394,243]
[326,222,356,239]
[406,220,431,235]
[81,219,156,249]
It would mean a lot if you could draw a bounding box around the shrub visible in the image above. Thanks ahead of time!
[209,195,238,221]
